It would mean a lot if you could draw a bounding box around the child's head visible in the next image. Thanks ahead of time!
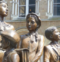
[26,13,41,31]
[0,1,8,17]
[45,26,60,41]
[1,30,20,49]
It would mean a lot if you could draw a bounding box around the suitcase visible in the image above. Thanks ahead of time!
[15,48,29,62]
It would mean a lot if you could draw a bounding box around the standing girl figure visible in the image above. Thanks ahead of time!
[20,13,44,62]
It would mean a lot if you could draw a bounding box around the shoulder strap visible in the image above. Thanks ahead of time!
[52,46,60,61]
[52,48,59,56]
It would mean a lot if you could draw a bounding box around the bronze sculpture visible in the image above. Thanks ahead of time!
[1,30,20,62]
[0,1,15,47]
[0,1,19,62]
[0,1,15,30]
[20,13,44,62]
[44,26,60,62]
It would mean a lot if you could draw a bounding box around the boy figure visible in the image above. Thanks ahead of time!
[1,30,20,62]
[44,26,60,62]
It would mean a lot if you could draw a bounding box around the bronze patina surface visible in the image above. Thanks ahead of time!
[20,13,44,62]
[0,1,15,62]
[44,26,60,62]
[0,1,15,47]
[1,30,20,62]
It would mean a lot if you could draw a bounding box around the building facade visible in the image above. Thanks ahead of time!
[2,0,60,21]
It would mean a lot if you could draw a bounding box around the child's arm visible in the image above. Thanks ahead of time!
[44,46,50,62]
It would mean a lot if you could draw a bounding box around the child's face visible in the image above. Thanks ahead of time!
[2,37,9,49]
[26,17,37,31]
[52,29,60,41]
[0,3,8,16]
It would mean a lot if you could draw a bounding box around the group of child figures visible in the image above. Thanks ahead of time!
[0,1,60,62]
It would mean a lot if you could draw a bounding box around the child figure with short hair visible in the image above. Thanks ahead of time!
[44,26,60,62]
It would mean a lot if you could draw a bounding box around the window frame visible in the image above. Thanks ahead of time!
[10,0,40,19]
[53,0,60,16]
[46,0,53,18]
[18,0,29,18]
[18,0,40,18]
[19,0,26,17]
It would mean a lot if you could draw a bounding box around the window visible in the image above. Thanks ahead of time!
[19,0,26,17]
[29,0,35,13]
[53,0,60,15]
[19,0,36,17]
[11,0,40,19]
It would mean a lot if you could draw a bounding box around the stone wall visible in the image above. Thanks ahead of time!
[39,0,48,19]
